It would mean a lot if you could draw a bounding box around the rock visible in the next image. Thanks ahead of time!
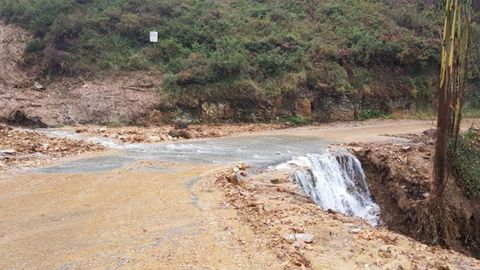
[283,234,296,244]
[295,233,314,243]
[0,149,16,156]
[284,233,314,244]
[350,228,362,234]
[173,119,188,129]
[270,177,288,184]
[423,129,437,138]
[98,127,107,133]
[227,173,240,185]
[147,136,161,143]
[148,111,163,124]
[168,129,192,139]
[350,146,363,153]
[401,146,412,152]
[5,110,48,128]
[201,102,233,121]
[293,240,306,249]
[296,98,312,118]
[33,81,46,91]
[117,135,128,142]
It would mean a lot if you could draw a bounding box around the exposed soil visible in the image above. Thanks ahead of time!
[349,129,480,258]
[69,123,291,143]
[0,124,104,170]
[0,19,165,127]
[212,165,480,269]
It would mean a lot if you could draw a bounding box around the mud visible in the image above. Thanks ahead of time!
[0,124,104,170]
[68,123,291,144]
[2,119,480,269]
[214,166,480,269]
[351,129,480,258]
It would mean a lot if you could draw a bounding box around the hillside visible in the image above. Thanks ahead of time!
[0,0,479,124]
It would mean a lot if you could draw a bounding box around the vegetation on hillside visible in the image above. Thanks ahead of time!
[0,0,478,117]
[450,128,480,198]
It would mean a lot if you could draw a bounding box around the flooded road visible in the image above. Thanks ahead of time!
[1,134,331,269]
[3,119,478,269]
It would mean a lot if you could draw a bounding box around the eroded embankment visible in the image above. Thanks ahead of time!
[351,132,480,259]
[214,164,480,269]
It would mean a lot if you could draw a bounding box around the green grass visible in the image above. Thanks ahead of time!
[449,129,480,198]
[359,109,392,120]
[281,115,312,126]
[0,0,478,115]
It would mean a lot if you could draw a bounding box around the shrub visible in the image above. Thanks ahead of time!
[449,129,480,198]
[359,109,391,120]
[281,115,312,125]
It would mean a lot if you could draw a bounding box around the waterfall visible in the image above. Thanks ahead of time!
[277,150,381,226]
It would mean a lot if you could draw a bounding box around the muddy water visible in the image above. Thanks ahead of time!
[1,133,331,269]
[36,134,329,173]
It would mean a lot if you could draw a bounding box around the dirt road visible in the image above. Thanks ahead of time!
[1,119,479,269]
[0,162,282,269]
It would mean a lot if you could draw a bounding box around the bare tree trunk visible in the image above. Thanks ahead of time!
[433,0,458,197]
[433,0,473,197]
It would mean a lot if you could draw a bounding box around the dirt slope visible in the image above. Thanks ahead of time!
[0,22,164,127]
[214,168,480,269]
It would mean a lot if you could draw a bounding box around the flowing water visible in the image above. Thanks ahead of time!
[277,150,381,226]
[38,130,381,225]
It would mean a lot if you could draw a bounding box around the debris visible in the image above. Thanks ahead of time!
[0,125,104,170]
[168,129,192,139]
[33,81,46,91]
[0,149,17,156]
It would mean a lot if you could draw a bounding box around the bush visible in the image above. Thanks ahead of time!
[359,109,391,120]
[0,0,448,104]
[449,129,480,198]
[281,115,312,125]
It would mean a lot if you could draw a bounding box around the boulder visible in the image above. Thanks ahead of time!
[296,98,312,118]
[168,129,192,139]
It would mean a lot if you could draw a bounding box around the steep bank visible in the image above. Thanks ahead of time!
[0,21,165,127]
[351,131,480,258]
[3,0,473,124]
[213,165,480,269]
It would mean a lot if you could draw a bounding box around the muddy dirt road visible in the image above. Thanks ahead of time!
[1,119,479,269]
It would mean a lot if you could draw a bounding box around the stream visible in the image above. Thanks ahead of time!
[36,130,381,225]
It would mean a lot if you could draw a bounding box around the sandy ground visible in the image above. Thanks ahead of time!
[0,162,282,270]
[1,119,479,269]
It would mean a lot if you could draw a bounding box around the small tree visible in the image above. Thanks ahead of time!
[432,0,473,197]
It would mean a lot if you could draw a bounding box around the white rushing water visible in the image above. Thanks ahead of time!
[277,150,381,226]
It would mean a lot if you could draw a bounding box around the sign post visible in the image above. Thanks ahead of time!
[149,31,158,43]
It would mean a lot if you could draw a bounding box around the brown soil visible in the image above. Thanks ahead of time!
[0,20,165,127]
[213,165,480,269]
[69,123,291,143]
[349,129,480,258]
[0,124,104,170]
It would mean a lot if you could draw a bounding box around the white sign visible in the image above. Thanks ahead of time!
[149,31,158,43]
